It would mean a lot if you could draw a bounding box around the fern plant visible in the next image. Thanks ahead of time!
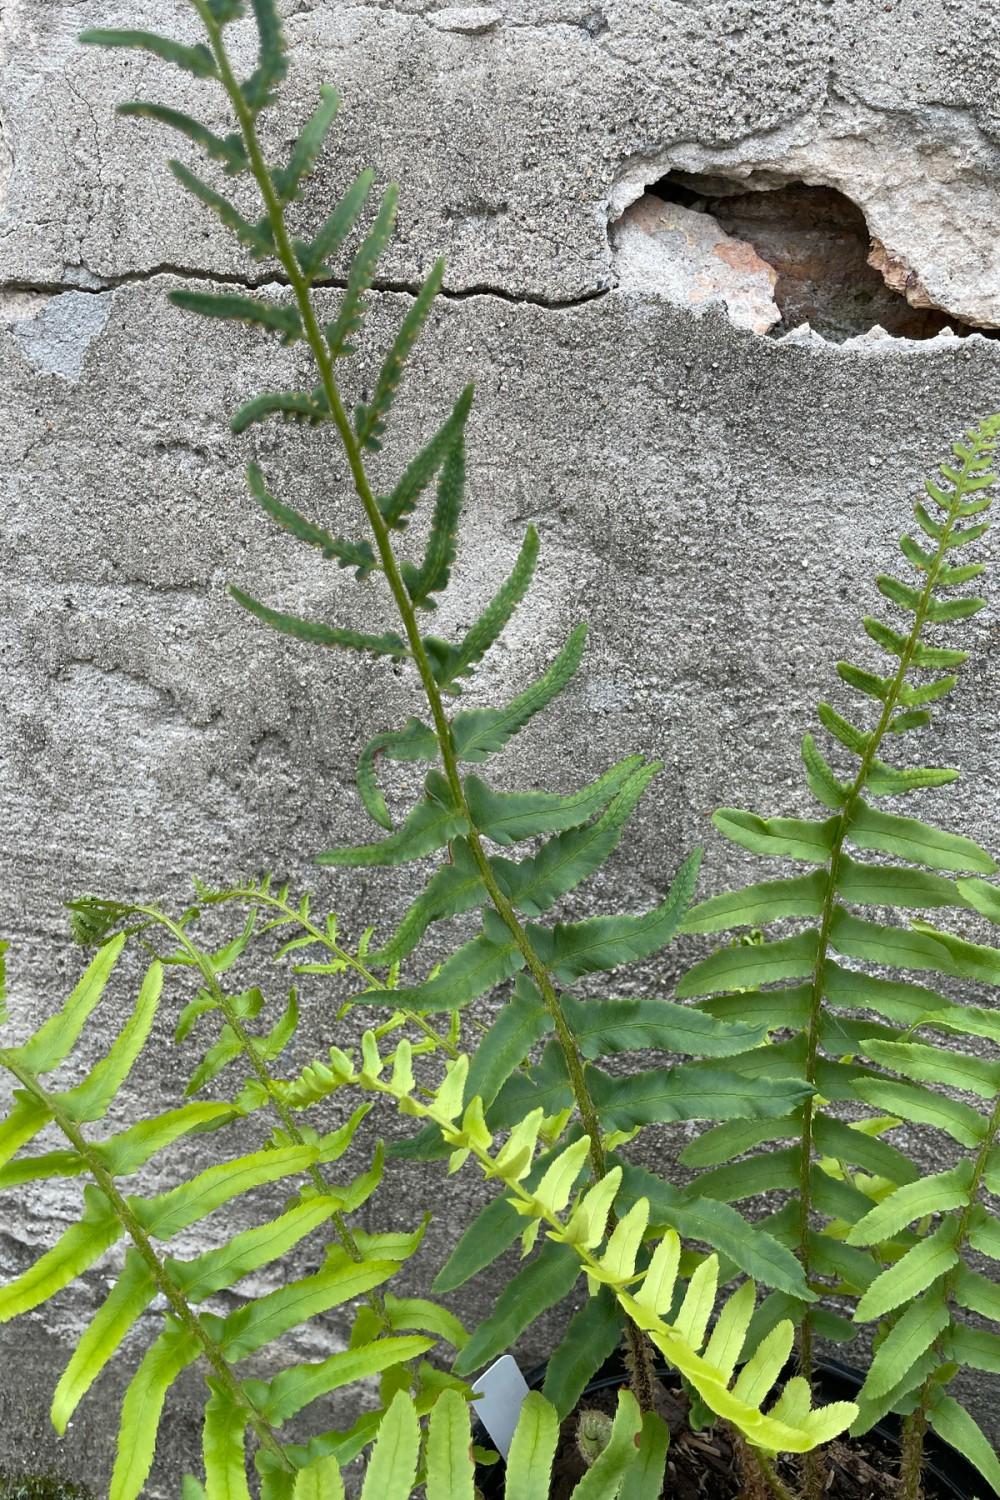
[237,1380,664,1500]
[0,917,483,1499]
[77,0,832,1446]
[674,417,1000,1499]
[62,4,1000,1497]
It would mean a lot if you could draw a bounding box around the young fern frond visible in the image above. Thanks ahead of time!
[304,1033,858,1456]
[673,418,1000,1488]
[238,1383,666,1500]
[0,938,441,1500]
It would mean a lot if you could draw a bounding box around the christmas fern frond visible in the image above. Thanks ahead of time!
[230,588,410,660]
[170,159,275,259]
[87,0,831,1437]
[116,102,248,173]
[355,259,446,451]
[272,83,340,205]
[296,168,375,281]
[676,415,1000,1428]
[840,991,1000,1497]
[168,289,303,344]
[79,27,218,77]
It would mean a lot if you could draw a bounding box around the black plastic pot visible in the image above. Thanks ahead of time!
[474,1353,995,1499]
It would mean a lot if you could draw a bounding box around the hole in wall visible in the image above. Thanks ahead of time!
[614,171,994,344]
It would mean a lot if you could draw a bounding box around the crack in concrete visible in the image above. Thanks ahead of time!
[0,262,611,312]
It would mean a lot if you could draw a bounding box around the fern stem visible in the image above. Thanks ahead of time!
[198,1,602,1185]
[796,443,982,1415]
[0,1047,293,1472]
[752,1448,799,1500]
[899,1406,928,1500]
[197,4,659,1406]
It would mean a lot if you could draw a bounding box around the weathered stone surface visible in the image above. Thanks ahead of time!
[612,195,780,335]
[2,0,999,319]
[3,0,1000,1493]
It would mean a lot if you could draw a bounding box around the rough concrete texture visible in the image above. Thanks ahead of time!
[4,0,1000,1493]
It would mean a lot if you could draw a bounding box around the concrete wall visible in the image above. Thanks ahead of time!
[3,1,1000,1493]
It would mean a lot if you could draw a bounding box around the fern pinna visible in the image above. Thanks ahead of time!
[676,417,1000,1498]
[0,933,446,1500]
[78,0,839,1448]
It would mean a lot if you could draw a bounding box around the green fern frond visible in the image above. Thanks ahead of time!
[344,1040,856,1454]
[324,187,399,359]
[244,462,377,577]
[241,0,288,113]
[80,28,217,77]
[231,587,410,659]
[230,386,330,434]
[667,418,1000,1482]
[355,259,446,451]
[169,161,275,260]
[0,936,443,1499]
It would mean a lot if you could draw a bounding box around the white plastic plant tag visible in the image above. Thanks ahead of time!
[471,1354,531,1460]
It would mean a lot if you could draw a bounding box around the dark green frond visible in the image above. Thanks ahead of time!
[324,188,399,359]
[230,387,330,435]
[356,260,446,451]
[379,386,474,530]
[169,162,274,260]
[296,169,375,280]
[245,463,376,577]
[169,290,303,345]
[241,0,288,113]
[273,85,340,204]
[355,719,439,832]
